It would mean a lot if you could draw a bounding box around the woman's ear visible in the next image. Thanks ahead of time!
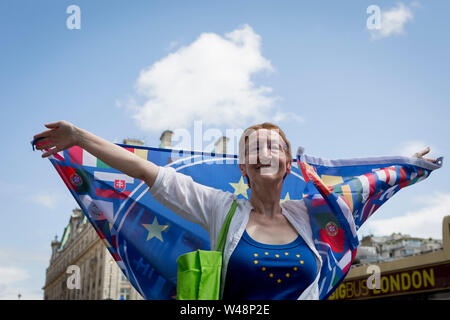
[282,160,292,181]
[286,160,292,175]
[239,164,251,189]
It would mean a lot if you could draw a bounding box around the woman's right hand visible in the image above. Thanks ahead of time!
[33,120,80,158]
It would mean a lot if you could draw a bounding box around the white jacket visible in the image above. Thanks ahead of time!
[149,166,323,300]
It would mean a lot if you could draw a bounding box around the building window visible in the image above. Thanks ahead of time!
[120,288,131,300]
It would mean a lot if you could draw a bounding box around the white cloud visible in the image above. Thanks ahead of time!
[0,282,42,300]
[272,111,305,124]
[0,266,33,300]
[398,140,428,157]
[370,3,414,40]
[128,24,280,132]
[0,248,48,266]
[0,249,48,300]
[362,192,450,239]
[166,40,181,52]
[30,193,58,208]
[0,181,69,209]
[0,267,30,287]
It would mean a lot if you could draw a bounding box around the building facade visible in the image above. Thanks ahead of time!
[355,233,443,265]
[42,208,144,300]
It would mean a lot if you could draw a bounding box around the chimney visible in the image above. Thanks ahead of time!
[214,136,229,154]
[160,130,174,148]
[123,138,144,146]
[50,235,61,262]
[69,209,83,240]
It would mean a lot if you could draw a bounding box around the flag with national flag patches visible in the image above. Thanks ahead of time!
[296,151,443,299]
[41,142,442,300]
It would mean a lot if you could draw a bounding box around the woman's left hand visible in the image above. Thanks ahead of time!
[412,147,435,163]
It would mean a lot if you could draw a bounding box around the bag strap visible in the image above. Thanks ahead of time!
[215,200,237,252]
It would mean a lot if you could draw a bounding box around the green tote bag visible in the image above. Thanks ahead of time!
[176,200,237,300]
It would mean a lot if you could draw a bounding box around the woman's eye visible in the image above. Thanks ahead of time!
[270,144,280,151]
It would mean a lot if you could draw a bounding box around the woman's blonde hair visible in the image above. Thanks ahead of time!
[238,122,292,165]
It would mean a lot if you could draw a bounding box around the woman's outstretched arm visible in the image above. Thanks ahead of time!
[33,120,159,187]
[33,120,231,231]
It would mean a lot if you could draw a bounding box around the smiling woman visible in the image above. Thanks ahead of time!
[222,123,319,299]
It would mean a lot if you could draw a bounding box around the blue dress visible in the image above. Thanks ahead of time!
[223,230,317,300]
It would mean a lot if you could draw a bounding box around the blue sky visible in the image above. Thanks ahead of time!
[1,0,449,299]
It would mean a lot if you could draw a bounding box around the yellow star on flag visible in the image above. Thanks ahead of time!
[142,217,168,242]
[229,176,249,199]
[280,192,290,203]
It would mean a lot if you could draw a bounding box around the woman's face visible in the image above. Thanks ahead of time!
[239,128,291,188]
